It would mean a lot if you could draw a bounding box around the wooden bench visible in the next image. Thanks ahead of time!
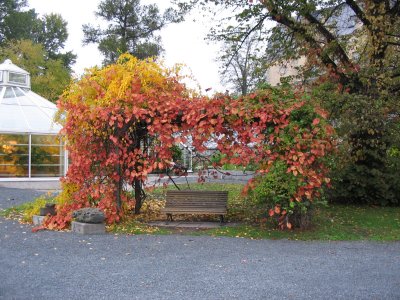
[161,190,228,223]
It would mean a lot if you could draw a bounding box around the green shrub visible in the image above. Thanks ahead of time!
[248,160,324,228]
[313,87,400,206]
[170,144,183,163]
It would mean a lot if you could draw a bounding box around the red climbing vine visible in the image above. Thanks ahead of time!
[45,54,334,230]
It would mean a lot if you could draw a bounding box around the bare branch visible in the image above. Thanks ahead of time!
[224,13,269,68]
[262,0,350,85]
[303,12,353,67]
[345,0,372,28]
[322,2,346,25]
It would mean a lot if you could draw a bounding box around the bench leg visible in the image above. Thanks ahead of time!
[219,215,224,224]
[167,214,173,222]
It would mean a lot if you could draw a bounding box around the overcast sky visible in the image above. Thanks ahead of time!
[28,0,224,93]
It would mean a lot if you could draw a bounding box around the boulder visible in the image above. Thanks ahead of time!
[72,208,105,224]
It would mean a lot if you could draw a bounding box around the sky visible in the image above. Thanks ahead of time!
[28,0,224,93]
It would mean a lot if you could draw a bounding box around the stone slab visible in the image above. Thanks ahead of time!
[32,215,46,226]
[0,180,61,190]
[71,221,105,234]
[148,221,238,229]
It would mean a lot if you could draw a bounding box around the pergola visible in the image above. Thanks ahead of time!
[0,59,66,180]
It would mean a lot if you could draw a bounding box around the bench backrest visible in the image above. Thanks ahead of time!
[165,190,228,210]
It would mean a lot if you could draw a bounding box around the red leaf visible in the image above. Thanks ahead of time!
[32,226,46,233]
[312,118,320,126]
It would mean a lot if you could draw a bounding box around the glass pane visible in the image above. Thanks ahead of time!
[29,93,56,109]
[31,135,64,177]
[22,106,55,131]
[31,135,60,145]
[13,87,25,97]
[31,165,63,177]
[0,154,28,164]
[31,148,63,164]
[0,134,29,177]
[9,72,27,85]
[41,108,57,119]
[3,87,15,98]
[0,164,28,177]
[0,105,28,131]
[17,96,34,106]
[0,144,29,155]
[0,134,29,145]
[1,98,19,105]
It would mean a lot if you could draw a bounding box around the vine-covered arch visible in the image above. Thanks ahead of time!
[46,55,334,230]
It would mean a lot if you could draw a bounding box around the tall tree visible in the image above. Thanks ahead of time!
[35,13,76,71]
[0,1,76,70]
[0,0,75,99]
[219,33,267,95]
[176,0,400,205]
[0,0,27,42]
[179,1,399,93]
[83,0,183,64]
[0,5,38,43]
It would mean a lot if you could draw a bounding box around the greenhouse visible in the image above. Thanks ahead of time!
[0,59,66,180]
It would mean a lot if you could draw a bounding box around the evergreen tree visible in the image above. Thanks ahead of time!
[83,0,183,64]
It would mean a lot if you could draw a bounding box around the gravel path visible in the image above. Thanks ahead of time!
[0,188,47,210]
[1,186,400,299]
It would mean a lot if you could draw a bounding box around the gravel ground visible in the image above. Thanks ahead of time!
[0,186,400,299]
[0,187,59,210]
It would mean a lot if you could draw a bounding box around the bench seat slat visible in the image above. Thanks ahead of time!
[162,205,226,210]
[161,209,227,214]
[165,201,227,205]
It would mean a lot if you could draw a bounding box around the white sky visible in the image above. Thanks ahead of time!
[28,0,224,93]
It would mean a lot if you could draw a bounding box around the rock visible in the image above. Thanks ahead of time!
[72,208,105,224]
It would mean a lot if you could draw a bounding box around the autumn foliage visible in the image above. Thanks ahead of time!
[188,88,335,229]
[46,54,334,230]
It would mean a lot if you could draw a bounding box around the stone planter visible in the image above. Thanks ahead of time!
[71,208,106,234]
[32,215,46,225]
[39,203,56,216]
[71,221,105,234]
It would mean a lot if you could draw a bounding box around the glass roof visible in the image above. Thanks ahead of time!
[0,60,62,134]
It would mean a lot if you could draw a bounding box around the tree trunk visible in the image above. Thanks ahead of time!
[134,178,142,214]
[116,162,122,211]
[133,128,144,214]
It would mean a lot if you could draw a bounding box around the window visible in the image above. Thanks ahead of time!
[0,134,29,177]
[0,71,3,82]
[8,72,27,85]
[0,134,65,178]
[31,135,65,177]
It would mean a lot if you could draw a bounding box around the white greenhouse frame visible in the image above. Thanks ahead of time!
[0,59,67,181]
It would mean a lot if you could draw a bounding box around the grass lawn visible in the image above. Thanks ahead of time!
[1,183,399,241]
[147,183,400,241]
[204,204,400,241]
